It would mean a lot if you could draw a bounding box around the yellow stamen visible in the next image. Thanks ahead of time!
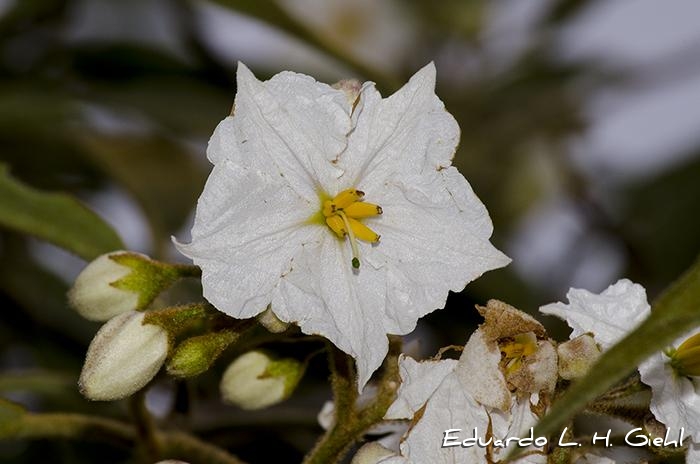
[669,332,700,377]
[320,187,381,270]
[499,333,538,375]
[333,188,364,208]
[325,215,346,238]
[348,217,380,243]
[344,202,383,218]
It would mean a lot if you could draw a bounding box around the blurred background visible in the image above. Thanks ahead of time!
[1,0,699,462]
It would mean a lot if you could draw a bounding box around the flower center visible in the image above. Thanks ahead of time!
[322,188,382,269]
[666,332,700,377]
[499,332,538,375]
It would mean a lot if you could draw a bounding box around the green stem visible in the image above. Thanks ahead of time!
[6,411,247,464]
[302,337,402,464]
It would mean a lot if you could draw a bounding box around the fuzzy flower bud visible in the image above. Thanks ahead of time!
[69,251,193,321]
[556,333,601,380]
[68,251,140,321]
[79,311,169,401]
[220,351,303,410]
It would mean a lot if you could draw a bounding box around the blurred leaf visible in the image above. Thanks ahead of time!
[529,255,700,445]
[87,77,230,137]
[0,398,25,437]
[621,153,700,288]
[208,0,397,90]
[75,133,207,250]
[0,238,98,346]
[0,165,124,260]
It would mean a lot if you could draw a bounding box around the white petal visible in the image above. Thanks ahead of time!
[208,63,352,200]
[492,399,547,464]
[176,160,320,318]
[389,373,489,464]
[361,170,510,333]
[639,350,700,442]
[336,63,460,194]
[687,443,700,464]
[539,279,650,349]
[456,329,511,411]
[272,233,390,389]
[385,355,457,420]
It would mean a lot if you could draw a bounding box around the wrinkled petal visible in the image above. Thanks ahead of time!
[491,399,547,464]
[539,279,650,349]
[336,63,459,194]
[385,355,457,420]
[176,160,320,318]
[382,373,489,464]
[208,63,351,200]
[456,329,511,411]
[639,349,700,443]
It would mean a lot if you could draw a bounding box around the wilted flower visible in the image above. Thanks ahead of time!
[176,62,509,389]
[540,279,700,461]
[79,311,168,401]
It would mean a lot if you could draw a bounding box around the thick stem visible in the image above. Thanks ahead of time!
[302,337,402,464]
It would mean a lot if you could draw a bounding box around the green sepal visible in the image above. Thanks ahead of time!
[142,303,213,339]
[166,324,252,378]
[109,253,200,310]
[263,358,305,398]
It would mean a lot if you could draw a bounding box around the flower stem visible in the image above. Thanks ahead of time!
[302,337,402,464]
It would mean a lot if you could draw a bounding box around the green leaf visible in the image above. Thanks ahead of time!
[0,165,124,260]
[531,255,700,443]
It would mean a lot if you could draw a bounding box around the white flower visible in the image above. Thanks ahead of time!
[639,329,700,444]
[540,279,700,460]
[539,279,650,350]
[176,62,509,389]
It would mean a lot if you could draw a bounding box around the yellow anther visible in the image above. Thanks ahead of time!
[322,200,336,217]
[319,187,381,269]
[348,217,380,243]
[344,202,383,219]
[325,215,346,238]
[669,332,700,377]
[333,188,364,209]
[499,333,538,375]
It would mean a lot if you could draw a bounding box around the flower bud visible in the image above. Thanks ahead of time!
[79,311,169,401]
[69,251,190,321]
[257,307,289,333]
[167,330,238,378]
[220,351,303,410]
[668,331,700,377]
[557,334,601,380]
[350,442,396,464]
[68,251,140,321]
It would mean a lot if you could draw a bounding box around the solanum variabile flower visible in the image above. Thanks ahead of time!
[176,62,509,389]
